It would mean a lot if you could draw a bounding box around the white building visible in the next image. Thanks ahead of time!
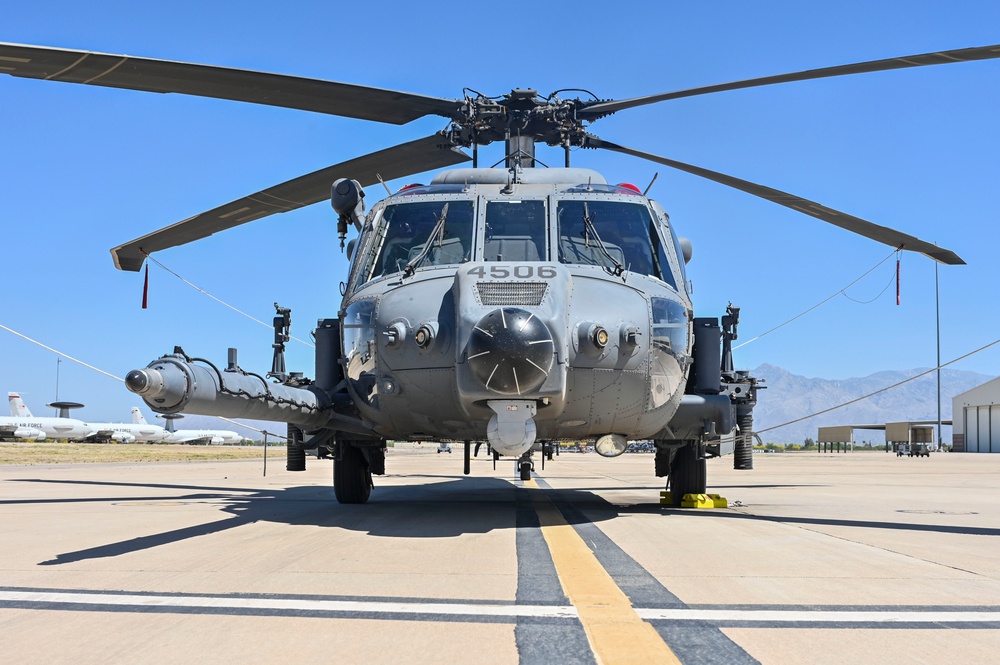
[952,376,1000,452]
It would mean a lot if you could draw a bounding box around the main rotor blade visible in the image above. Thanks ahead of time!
[580,43,1000,117]
[111,134,470,271]
[585,135,964,265]
[0,42,461,124]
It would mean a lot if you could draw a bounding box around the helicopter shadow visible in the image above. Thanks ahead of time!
[13,475,619,566]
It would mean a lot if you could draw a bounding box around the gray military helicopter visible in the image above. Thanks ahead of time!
[0,42,982,504]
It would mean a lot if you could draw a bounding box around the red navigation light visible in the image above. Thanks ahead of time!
[616,183,642,194]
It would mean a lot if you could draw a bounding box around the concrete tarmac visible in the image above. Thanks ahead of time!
[1,449,999,664]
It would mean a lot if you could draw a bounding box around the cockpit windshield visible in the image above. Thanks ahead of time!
[556,200,677,288]
[484,200,547,261]
[369,200,474,278]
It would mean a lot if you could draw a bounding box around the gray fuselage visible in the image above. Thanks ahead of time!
[340,168,693,448]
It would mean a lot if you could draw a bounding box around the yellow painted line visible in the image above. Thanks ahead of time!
[525,479,680,665]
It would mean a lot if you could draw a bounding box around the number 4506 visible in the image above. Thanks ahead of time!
[467,265,557,279]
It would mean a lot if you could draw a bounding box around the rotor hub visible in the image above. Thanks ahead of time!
[448,90,607,150]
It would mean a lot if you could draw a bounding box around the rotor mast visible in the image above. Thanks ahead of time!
[503,89,539,169]
[506,134,535,169]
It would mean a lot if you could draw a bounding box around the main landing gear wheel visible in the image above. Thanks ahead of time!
[334,443,372,504]
[668,443,706,507]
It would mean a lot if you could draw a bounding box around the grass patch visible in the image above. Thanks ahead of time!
[0,442,287,465]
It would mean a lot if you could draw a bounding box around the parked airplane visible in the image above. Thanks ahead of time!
[0,420,46,441]
[153,413,248,445]
[82,407,170,443]
[9,394,31,418]
[1,393,95,441]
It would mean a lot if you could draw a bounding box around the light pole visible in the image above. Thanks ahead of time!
[936,256,942,450]
[54,357,62,416]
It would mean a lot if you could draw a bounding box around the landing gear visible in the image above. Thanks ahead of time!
[334,442,372,504]
[517,452,534,481]
[667,442,706,506]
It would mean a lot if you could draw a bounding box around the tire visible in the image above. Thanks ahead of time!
[519,462,532,481]
[668,443,706,506]
[334,443,372,504]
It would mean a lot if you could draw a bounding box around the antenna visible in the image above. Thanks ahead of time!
[375,173,392,196]
[160,413,183,433]
[47,401,84,419]
[643,172,659,196]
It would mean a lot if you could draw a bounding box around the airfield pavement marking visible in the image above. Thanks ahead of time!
[5,454,1000,663]
[3,588,1000,627]
[524,478,682,665]
[0,589,577,619]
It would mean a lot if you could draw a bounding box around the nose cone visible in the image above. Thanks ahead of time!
[468,307,554,395]
[124,369,149,394]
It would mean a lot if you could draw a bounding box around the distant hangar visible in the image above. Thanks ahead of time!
[814,374,1000,454]
[952,377,1000,453]
[817,421,945,452]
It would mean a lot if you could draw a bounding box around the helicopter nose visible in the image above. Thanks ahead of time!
[467,308,554,395]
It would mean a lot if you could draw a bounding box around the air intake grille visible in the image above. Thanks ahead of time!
[476,281,548,306]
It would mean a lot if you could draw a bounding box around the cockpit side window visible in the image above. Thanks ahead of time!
[367,200,475,279]
[650,220,679,290]
[556,200,677,288]
[347,208,381,292]
[483,200,547,261]
[667,223,688,288]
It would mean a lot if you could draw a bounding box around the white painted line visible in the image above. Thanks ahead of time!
[0,590,578,619]
[636,608,1000,624]
[4,591,997,625]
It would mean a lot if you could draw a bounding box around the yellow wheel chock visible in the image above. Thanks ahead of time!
[659,492,728,508]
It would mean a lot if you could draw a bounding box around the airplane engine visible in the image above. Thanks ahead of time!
[112,432,136,443]
[15,427,45,440]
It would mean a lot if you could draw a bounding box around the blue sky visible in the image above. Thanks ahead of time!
[2,1,999,421]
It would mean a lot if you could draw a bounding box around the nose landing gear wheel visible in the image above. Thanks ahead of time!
[334,442,372,504]
[667,442,706,507]
[517,452,534,481]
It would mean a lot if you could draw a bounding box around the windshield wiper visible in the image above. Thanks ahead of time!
[403,203,450,278]
[581,202,625,277]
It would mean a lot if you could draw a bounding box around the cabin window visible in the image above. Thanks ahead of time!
[483,200,547,261]
[556,201,677,288]
[368,200,475,278]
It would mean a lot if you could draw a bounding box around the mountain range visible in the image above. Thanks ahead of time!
[750,363,993,444]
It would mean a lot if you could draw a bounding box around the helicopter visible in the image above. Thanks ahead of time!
[0,41,982,504]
